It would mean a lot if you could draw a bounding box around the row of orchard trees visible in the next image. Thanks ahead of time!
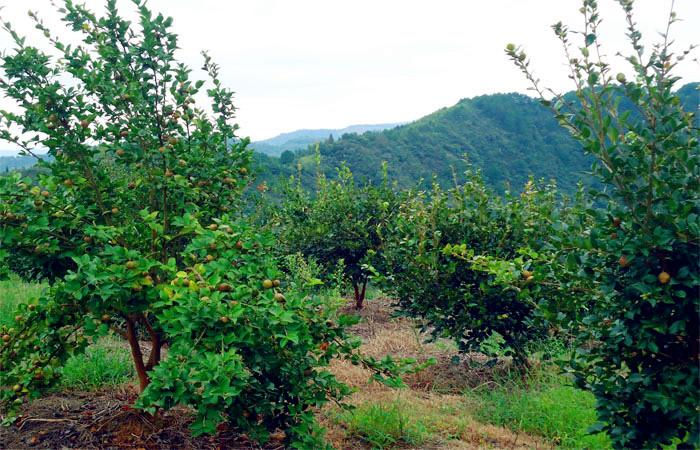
[0,0,697,448]
[270,1,699,448]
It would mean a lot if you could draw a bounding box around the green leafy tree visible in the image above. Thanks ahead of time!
[382,171,576,366]
[276,163,397,309]
[505,0,699,447]
[0,2,410,445]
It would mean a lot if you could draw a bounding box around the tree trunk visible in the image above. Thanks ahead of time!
[141,315,162,371]
[354,278,369,310]
[125,316,150,392]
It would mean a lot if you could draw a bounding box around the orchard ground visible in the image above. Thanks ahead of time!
[0,278,609,449]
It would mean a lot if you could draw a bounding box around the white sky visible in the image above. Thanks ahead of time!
[0,0,697,152]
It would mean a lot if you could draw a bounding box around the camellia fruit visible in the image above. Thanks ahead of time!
[125,261,137,270]
[218,283,232,292]
[619,255,629,267]
[262,279,273,289]
[521,270,533,279]
[116,148,126,157]
[274,292,286,303]
[219,316,230,324]
[658,271,671,284]
[273,279,281,287]
[2,334,10,342]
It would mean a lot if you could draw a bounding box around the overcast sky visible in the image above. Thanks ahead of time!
[0,0,697,152]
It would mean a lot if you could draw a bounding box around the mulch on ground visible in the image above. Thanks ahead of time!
[0,386,280,450]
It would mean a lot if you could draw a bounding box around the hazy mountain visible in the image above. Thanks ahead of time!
[251,123,404,157]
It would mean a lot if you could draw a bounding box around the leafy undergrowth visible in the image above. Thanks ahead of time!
[1,277,135,391]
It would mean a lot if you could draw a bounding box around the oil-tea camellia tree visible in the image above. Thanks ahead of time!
[0,2,411,446]
[502,0,699,447]
[276,163,399,309]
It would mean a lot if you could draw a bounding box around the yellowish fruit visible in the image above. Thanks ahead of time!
[658,271,671,284]
[262,279,273,289]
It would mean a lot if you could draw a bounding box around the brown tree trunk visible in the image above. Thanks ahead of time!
[141,315,162,371]
[125,316,150,392]
[354,278,369,310]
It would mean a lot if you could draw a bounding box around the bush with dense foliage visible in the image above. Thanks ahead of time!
[502,0,699,447]
[380,171,581,366]
[0,2,410,445]
[275,162,398,309]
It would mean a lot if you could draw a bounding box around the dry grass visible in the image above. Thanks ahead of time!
[321,298,549,449]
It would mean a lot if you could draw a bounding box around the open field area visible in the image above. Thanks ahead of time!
[0,281,609,449]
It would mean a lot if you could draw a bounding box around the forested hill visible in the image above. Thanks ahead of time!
[262,82,697,193]
[322,92,589,191]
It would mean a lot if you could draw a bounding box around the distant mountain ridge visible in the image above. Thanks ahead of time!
[252,123,404,156]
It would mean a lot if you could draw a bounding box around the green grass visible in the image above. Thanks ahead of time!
[0,275,44,327]
[465,369,611,449]
[1,276,135,390]
[336,399,430,449]
[59,336,135,389]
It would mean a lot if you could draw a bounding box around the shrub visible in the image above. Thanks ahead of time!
[506,0,699,447]
[0,2,410,445]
